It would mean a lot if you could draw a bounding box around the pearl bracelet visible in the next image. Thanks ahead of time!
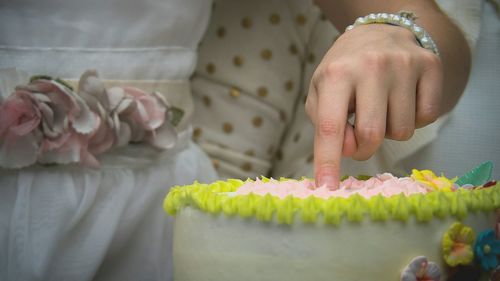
[345,11,440,58]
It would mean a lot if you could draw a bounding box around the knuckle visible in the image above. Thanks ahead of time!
[417,106,440,126]
[363,51,388,70]
[422,52,442,68]
[311,72,322,86]
[355,126,385,143]
[323,61,350,80]
[353,152,374,161]
[317,119,343,137]
[394,51,413,67]
[318,161,340,171]
[388,127,414,140]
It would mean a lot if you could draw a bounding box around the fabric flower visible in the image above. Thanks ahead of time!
[0,89,42,167]
[78,70,177,150]
[77,71,118,153]
[1,68,179,168]
[474,229,500,271]
[120,87,177,149]
[401,256,441,281]
[442,222,476,266]
[411,169,455,192]
[20,78,100,166]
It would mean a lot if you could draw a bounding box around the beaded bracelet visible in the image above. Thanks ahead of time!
[345,11,440,58]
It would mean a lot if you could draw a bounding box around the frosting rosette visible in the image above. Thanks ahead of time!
[235,173,431,199]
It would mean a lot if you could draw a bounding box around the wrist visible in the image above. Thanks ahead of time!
[344,12,440,57]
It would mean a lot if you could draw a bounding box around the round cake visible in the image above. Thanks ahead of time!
[164,162,500,281]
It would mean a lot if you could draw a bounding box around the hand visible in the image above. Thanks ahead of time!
[306,23,443,189]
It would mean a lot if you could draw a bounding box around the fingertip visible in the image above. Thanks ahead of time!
[316,171,340,190]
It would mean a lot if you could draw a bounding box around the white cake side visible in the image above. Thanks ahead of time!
[173,207,494,281]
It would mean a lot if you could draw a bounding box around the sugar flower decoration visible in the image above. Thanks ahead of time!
[442,222,476,266]
[474,229,500,271]
[411,169,455,192]
[401,256,441,281]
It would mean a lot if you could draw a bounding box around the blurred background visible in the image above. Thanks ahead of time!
[404,1,500,179]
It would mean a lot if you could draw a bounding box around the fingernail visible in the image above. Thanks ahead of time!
[318,175,338,190]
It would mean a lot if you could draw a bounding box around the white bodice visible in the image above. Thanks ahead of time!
[0,0,212,80]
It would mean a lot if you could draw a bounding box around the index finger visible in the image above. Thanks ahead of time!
[313,80,351,190]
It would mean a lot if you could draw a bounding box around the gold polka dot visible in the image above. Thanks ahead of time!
[217,27,226,38]
[223,122,233,133]
[307,53,316,64]
[241,162,253,172]
[212,159,220,169]
[260,49,272,60]
[233,55,244,67]
[206,63,215,74]
[293,133,301,142]
[276,149,283,161]
[285,80,294,91]
[241,17,252,29]
[257,86,268,98]
[202,95,211,107]
[307,154,314,163]
[289,44,298,55]
[252,116,263,128]
[244,149,255,156]
[296,14,307,26]
[193,127,202,138]
[279,110,287,122]
[229,87,240,98]
[269,13,280,25]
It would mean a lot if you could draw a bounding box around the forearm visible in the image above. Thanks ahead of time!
[315,0,471,114]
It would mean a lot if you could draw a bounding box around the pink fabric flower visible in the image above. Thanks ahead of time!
[1,68,179,168]
[77,70,118,154]
[78,70,177,150]
[0,90,42,168]
[18,79,100,166]
[122,87,177,149]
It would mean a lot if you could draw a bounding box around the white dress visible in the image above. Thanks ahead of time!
[0,0,216,280]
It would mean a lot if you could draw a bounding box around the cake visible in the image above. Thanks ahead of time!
[164,162,500,281]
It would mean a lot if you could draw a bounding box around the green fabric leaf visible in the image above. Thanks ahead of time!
[29,75,52,82]
[169,106,184,127]
[456,161,493,186]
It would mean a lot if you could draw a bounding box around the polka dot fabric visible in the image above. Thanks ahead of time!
[192,0,323,179]
[193,0,482,180]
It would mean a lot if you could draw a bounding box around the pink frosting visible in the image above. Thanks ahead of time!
[235,174,431,199]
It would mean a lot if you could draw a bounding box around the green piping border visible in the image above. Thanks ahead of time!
[164,179,500,225]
